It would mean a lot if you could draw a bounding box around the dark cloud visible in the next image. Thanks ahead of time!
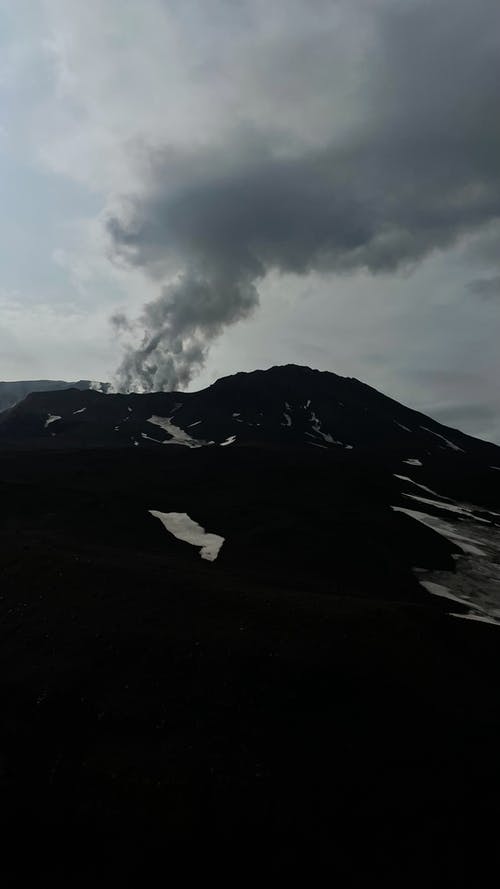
[107,0,500,391]
[110,311,133,332]
[467,276,500,300]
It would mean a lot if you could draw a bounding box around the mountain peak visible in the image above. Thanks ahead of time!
[0,365,498,465]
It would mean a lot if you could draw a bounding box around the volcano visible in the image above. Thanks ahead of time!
[1,364,499,882]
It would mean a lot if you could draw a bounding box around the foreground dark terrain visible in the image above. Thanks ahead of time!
[1,366,499,883]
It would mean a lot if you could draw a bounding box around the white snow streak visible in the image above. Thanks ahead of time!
[391,506,487,555]
[147,416,213,448]
[403,493,490,523]
[393,501,500,624]
[393,474,440,496]
[419,582,500,625]
[308,411,352,448]
[450,612,500,626]
[149,511,224,561]
[419,580,469,607]
[220,435,236,446]
[73,407,86,415]
[420,425,465,453]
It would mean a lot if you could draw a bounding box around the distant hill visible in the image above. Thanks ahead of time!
[0,379,108,413]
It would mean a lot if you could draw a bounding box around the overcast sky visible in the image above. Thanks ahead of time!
[0,0,499,440]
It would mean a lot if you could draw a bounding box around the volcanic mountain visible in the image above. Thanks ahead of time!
[0,364,498,458]
[1,364,499,882]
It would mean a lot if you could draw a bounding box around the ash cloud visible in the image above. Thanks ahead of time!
[107,0,500,392]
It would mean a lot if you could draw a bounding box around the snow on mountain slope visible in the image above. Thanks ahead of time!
[1,364,498,622]
[147,416,213,448]
[392,469,500,623]
[0,366,497,464]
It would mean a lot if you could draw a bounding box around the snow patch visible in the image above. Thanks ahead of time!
[403,458,422,466]
[282,412,292,427]
[309,411,352,448]
[45,414,61,428]
[73,407,86,415]
[396,498,500,624]
[419,581,500,625]
[419,580,468,607]
[393,474,440,496]
[394,420,412,432]
[149,511,224,561]
[451,612,500,626]
[392,506,487,556]
[420,425,465,453]
[220,435,236,446]
[403,493,490,523]
[147,416,213,448]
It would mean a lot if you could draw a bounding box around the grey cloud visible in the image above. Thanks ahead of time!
[467,276,500,300]
[107,0,500,391]
[429,403,500,444]
[110,311,133,332]
[431,403,499,425]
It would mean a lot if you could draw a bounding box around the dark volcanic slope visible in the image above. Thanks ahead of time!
[1,365,500,883]
[0,364,498,461]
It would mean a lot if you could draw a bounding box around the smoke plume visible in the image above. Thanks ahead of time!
[106,0,500,392]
